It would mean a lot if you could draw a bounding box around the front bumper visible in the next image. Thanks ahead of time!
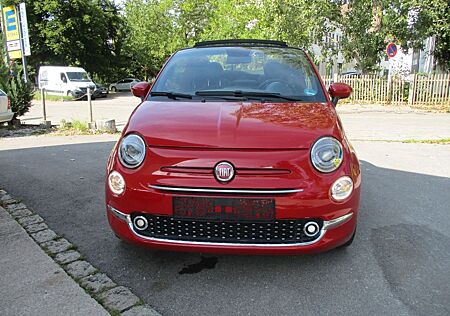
[105,141,361,254]
[107,204,357,255]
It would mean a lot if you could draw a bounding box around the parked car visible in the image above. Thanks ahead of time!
[0,88,13,124]
[109,78,140,92]
[38,66,96,99]
[106,39,360,255]
[341,71,361,77]
[93,82,108,99]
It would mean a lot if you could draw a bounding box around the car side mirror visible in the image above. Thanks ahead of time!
[329,83,352,106]
[131,82,151,100]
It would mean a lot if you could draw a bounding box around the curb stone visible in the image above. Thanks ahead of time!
[17,214,44,226]
[10,208,33,219]
[42,238,72,254]
[98,286,141,313]
[6,202,27,212]
[55,250,82,265]
[24,222,48,233]
[80,273,116,294]
[65,260,97,279]
[0,189,161,316]
[31,229,58,244]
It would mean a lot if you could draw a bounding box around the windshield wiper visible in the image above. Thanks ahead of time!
[195,90,302,101]
[150,91,193,100]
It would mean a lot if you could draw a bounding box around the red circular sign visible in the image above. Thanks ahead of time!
[386,43,398,58]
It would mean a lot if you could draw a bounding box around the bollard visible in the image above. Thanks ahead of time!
[88,87,93,125]
[41,88,46,121]
[40,88,51,128]
[96,119,117,133]
[87,88,96,129]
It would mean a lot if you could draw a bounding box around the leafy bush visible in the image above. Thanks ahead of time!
[2,71,35,122]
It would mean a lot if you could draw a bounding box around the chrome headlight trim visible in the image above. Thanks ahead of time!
[330,176,354,201]
[118,134,146,169]
[310,136,343,173]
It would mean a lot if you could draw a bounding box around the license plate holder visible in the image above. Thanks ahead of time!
[173,197,275,221]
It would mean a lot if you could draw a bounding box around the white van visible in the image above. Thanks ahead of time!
[0,88,13,123]
[38,66,96,99]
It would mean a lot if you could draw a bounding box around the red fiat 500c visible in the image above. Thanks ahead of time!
[106,40,361,255]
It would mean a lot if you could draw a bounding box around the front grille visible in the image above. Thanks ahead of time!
[131,214,322,244]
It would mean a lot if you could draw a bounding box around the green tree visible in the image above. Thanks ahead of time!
[339,0,386,73]
[202,0,339,58]
[124,0,177,80]
[172,0,216,46]
[340,0,450,73]
[10,0,126,82]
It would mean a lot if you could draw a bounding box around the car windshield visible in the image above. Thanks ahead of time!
[66,72,90,82]
[0,89,6,96]
[150,46,326,102]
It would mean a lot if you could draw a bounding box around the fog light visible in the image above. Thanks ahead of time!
[331,176,353,201]
[108,171,125,195]
[304,221,320,237]
[133,216,148,230]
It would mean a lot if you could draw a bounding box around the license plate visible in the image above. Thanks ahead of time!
[173,197,275,221]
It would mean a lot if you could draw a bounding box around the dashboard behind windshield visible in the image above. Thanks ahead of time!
[150,46,326,102]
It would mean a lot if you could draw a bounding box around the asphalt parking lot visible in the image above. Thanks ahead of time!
[2,98,450,315]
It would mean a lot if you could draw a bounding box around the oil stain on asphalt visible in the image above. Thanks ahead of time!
[179,256,218,274]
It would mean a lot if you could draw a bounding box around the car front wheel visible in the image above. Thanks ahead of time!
[111,86,117,92]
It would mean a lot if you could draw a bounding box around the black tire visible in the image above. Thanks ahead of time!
[338,229,356,249]
[67,91,75,98]
[111,86,117,92]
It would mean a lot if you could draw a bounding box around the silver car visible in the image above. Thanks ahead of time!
[0,89,13,124]
[109,78,140,92]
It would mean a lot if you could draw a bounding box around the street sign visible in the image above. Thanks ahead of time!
[19,2,31,56]
[1,5,22,59]
[386,42,397,58]
[6,40,20,51]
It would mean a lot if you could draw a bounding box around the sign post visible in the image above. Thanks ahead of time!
[386,42,397,103]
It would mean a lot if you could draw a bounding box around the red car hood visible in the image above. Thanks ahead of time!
[127,101,341,149]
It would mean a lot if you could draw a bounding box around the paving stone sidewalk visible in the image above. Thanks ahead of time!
[0,190,160,316]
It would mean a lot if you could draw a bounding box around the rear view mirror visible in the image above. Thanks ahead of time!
[131,82,151,100]
[329,83,352,106]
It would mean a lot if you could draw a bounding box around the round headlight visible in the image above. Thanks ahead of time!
[331,176,353,201]
[311,137,343,173]
[119,134,146,168]
[108,171,125,195]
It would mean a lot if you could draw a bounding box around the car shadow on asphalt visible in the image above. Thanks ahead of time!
[1,142,449,315]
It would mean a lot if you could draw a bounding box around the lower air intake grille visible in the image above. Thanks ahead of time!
[131,214,322,244]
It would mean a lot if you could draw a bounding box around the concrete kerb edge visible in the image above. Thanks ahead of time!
[0,188,161,316]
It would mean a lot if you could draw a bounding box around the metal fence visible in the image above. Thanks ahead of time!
[322,73,450,110]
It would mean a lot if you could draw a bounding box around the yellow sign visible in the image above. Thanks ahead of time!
[2,6,20,41]
[2,6,22,59]
[9,50,22,59]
